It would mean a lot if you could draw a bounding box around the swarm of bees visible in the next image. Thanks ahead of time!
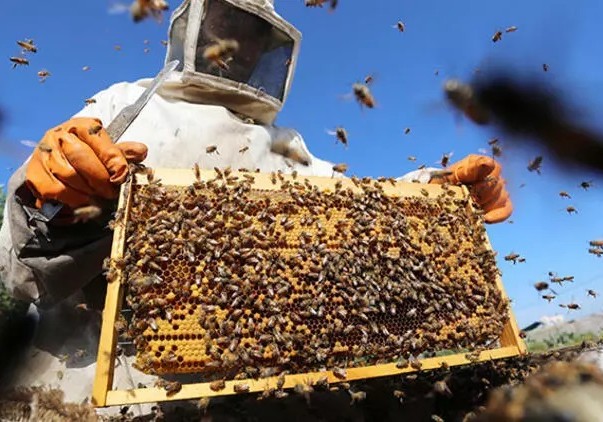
[108,166,509,384]
[588,239,603,257]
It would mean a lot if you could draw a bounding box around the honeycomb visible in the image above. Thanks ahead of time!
[113,169,510,378]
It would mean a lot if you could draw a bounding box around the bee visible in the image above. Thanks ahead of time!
[542,294,556,302]
[17,39,37,53]
[492,30,503,42]
[37,69,50,82]
[589,248,603,257]
[559,191,571,199]
[407,156,417,162]
[393,390,406,404]
[542,63,549,72]
[443,79,490,125]
[440,151,453,168]
[203,38,239,71]
[156,379,182,396]
[332,367,347,379]
[503,252,521,264]
[206,145,219,154]
[9,57,29,68]
[534,281,549,292]
[193,163,201,182]
[352,82,376,108]
[404,127,411,135]
[580,180,593,190]
[505,26,518,33]
[82,66,91,71]
[327,127,348,148]
[491,144,503,157]
[527,156,543,174]
[72,205,103,223]
[396,358,409,369]
[587,289,598,298]
[239,146,249,153]
[433,378,452,397]
[348,390,367,405]
[393,21,405,32]
[144,47,150,54]
[566,206,577,215]
[566,303,581,310]
[431,415,445,422]
[114,44,122,51]
[84,98,96,105]
[209,379,226,391]
[304,0,329,6]
[332,163,348,174]
[197,397,210,413]
[161,40,168,46]
[364,74,374,85]
[234,383,250,393]
[88,124,103,135]
[131,0,170,23]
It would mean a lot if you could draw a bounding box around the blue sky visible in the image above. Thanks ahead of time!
[2,0,603,327]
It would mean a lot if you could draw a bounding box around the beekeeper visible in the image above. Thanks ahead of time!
[0,0,512,408]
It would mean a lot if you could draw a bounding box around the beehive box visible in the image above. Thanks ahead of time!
[92,167,526,407]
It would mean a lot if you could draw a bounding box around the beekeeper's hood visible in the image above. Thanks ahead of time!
[163,0,301,125]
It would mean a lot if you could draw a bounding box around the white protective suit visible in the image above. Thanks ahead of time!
[0,0,432,414]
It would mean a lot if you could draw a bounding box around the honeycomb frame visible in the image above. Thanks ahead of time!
[92,168,526,407]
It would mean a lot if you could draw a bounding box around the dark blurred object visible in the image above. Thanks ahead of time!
[477,360,603,422]
[444,72,603,175]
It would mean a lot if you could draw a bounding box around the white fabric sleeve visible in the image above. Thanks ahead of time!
[396,167,440,184]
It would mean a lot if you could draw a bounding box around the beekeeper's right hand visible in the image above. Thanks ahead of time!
[25,117,148,210]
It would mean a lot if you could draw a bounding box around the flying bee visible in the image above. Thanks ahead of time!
[492,30,503,42]
[433,378,452,397]
[352,82,376,108]
[580,180,593,190]
[589,240,603,247]
[587,289,598,298]
[17,39,37,53]
[505,26,518,33]
[349,390,367,405]
[527,156,543,174]
[440,151,453,167]
[503,252,522,264]
[37,70,50,82]
[9,57,29,68]
[364,74,374,85]
[542,63,549,72]
[534,281,549,292]
[443,79,490,125]
[393,21,405,32]
[566,303,581,310]
[404,127,411,135]
[203,38,239,71]
[407,156,417,162]
[332,163,348,175]
[491,144,503,157]
[566,206,577,215]
[84,98,96,105]
[304,0,329,6]
[72,205,103,223]
[589,248,603,257]
[327,126,348,148]
[130,0,170,23]
[542,294,556,302]
[393,390,406,404]
[206,145,219,154]
[193,163,201,182]
[82,66,90,71]
[559,191,571,199]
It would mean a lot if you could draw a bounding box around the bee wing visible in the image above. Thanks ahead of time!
[325,129,337,136]
[339,92,354,102]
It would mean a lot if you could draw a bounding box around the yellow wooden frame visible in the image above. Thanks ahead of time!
[92,168,526,407]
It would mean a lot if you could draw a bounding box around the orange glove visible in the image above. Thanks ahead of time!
[430,154,512,223]
[25,117,148,210]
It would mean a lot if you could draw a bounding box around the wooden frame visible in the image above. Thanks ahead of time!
[92,168,526,407]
